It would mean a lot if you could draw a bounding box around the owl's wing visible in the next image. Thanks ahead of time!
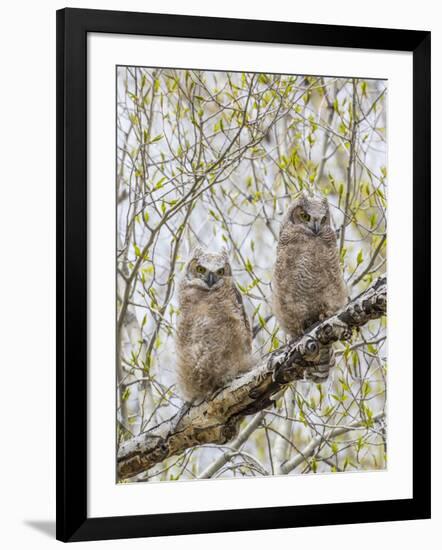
[233,284,252,336]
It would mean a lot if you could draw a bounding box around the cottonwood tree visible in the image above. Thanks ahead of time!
[116,67,387,482]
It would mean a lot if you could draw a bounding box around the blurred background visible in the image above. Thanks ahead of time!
[116,67,387,482]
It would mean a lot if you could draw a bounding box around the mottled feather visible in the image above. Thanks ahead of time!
[272,193,348,381]
[176,248,253,402]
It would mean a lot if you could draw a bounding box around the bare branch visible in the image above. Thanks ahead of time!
[280,411,385,475]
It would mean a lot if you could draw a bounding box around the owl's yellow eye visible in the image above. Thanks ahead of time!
[217,268,225,276]
[196,265,206,274]
[300,210,311,222]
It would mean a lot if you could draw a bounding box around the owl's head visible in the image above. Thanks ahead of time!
[284,192,332,238]
[184,247,232,291]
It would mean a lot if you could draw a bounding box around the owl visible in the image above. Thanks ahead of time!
[176,247,253,403]
[272,192,348,381]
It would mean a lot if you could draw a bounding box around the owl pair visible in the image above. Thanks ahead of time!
[176,193,347,403]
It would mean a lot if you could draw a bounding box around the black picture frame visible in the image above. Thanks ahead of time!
[56,7,431,542]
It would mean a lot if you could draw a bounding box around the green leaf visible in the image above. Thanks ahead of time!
[154,177,166,190]
[208,209,220,221]
[270,335,279,351]
[362,381,371,397]
[360,81,367,96]
[341,247,347,261]
[129,113,139,126]
[352,351,359,369]
[245,258,253,273]
[366,343,377,354]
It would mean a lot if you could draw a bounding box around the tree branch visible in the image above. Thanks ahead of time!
[117,276,386,480]
[280,411,385,475]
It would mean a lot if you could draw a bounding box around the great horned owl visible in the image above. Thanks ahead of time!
[176,247,253,402]
[272,192,348,381]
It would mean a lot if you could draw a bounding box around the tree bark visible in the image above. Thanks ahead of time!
[117,276,386,480]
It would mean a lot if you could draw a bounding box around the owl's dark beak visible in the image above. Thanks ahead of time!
[206,271,218,288]
[312,219,320,235]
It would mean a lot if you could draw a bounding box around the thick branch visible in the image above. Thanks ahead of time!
[117,276,386,480]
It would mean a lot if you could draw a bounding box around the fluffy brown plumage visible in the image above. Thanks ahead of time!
[176,247,253,402]
[272,192,348,381]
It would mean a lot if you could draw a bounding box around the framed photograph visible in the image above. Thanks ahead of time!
[56,8,431,542]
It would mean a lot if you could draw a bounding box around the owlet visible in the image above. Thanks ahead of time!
[272,193,348,381]
[176,247,253,402]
